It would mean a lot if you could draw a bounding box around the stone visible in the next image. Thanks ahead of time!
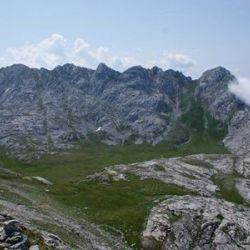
[6,231,23,244]
[4,220,22,237]
[0,226,7,241]
[9,234,28,249]
[29,245,39,250]
[42,233,62,247]
[32,176,53,185]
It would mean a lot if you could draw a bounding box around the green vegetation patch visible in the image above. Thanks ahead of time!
[50,176,192,249]
[24,228,53,250]
[181,158,213,169]
[211,173,244,205]
[181,98,228,141]
[0,133,229,183]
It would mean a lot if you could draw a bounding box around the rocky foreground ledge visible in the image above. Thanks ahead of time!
[142,195,250,250]
[87,153,250,249]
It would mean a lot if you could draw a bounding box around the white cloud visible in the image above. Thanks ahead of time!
[0,34,136,71]
[73,38,89,53]
[229,77,250,105]
[0,34,197,74]
[164,52,196,69]
[1,34,67,69]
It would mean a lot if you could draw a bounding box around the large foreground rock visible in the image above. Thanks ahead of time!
[143,195,250,250]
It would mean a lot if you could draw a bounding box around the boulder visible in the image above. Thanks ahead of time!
[32,176,53,185]
[29,245,39,250]
[4,220,22,237]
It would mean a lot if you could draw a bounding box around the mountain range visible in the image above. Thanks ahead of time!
[0,63,249,159]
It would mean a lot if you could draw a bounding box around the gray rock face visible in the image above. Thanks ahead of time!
[197,67,237,121]
[235,179,250,203]
[142,195,250,250]
[0,63,249,158]
[224,110,250,157]
[0,63,193,158]
[197,67,250,157]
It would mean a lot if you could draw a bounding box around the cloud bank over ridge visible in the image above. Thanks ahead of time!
[0,33,249,106]
[0,33,196,73]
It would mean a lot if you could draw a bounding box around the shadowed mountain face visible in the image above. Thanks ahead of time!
[0,63,248,158]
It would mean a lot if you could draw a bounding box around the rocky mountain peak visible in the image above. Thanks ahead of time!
[199,66,235,86]
[197,66,237,121]
[94,63,119,79]
[0,64,33,76]
[151,66,163,75]
[96,62,111,72]
[120,65,150,80]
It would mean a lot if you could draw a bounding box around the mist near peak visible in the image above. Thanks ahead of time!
[229,76,250,106]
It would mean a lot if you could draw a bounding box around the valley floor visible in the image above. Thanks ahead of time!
[1,136,250,249]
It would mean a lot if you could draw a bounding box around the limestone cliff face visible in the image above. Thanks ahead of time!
[0,63,248,158]
[197,67,250,156]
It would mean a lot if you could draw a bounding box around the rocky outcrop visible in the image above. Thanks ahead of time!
[142,195,250,250]
[87,153,250,249]
[87,154,235,196]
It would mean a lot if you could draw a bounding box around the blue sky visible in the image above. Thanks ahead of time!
[0,0,249,78]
